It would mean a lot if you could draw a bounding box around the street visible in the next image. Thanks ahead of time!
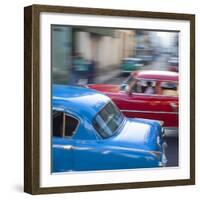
[165,135,178,167]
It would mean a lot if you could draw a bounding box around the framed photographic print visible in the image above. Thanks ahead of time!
[24,4,195,194]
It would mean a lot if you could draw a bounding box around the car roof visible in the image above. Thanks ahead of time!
[52,84,110,121]
[131,70,178,81]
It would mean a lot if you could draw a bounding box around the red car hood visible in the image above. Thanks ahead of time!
[88,84,120,93]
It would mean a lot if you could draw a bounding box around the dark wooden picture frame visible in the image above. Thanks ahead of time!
[24,4,195,195]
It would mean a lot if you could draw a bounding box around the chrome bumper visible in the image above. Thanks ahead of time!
[159,142,168,167]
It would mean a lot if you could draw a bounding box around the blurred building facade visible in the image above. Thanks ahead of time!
[52,25,179,84]
[73,27,135,72]
[52,26,72,84]
[52,25,136,83]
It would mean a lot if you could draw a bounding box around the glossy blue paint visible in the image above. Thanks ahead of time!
[52,84,167,172]
[53,84,109,123]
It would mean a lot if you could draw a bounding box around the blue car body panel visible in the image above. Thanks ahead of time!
[52,84,166,172]
[53,84,109,123]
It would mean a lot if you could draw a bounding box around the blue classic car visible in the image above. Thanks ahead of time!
[52,84,167,172]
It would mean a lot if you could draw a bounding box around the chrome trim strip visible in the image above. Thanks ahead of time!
[53,144,156,155]
[53,144,91,151]
[121,109,178,114]
[52,107,65,111]
[63,113,80,138]
[130,92,178,97]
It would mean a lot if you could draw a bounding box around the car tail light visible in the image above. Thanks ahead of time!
[157,136,161,147]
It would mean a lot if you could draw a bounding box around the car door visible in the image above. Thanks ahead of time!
[52,111,79,172]
[115,79,178,127]
[156,81,178,127]
[115,79,161,120]
[73,138,136,171]
[52,137,74,172]
[71,122,114,171]
[72,139,113,171]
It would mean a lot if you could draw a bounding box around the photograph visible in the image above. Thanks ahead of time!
[24,5,195,194]
[52,26,179,173]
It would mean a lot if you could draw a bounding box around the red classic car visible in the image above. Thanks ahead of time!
[88,70,178,128]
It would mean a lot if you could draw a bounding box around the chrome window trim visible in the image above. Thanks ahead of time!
[52,109,80,139]
[131,92,178,98]
[63,112,80,139]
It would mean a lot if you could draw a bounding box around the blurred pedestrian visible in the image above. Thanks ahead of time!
[144,81,155,94]
[68,55,76,85]
[87,59,96,84]
[72,53,88,85]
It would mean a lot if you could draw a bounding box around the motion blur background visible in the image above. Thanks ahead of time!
[52,26,179,85]
[52,26,179,167]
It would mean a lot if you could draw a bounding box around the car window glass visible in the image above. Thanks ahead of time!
[132,80,156,94]
[126,76,134,85]
[64,114,79,137]
[160,82,178,96]
[52,111,79,138]
[93,115,113,138]
[93,102,124,138]
[121,75,136,91]
[131,80,142,93]
[53,111,64,137]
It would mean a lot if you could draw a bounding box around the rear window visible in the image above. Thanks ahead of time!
[160,82,178,96]
[93,102,124,138]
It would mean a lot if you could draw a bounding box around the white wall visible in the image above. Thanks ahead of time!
[76,31,92,60]
[0,0,199,199]
[99,36,114,67]
[77,33,123,68]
